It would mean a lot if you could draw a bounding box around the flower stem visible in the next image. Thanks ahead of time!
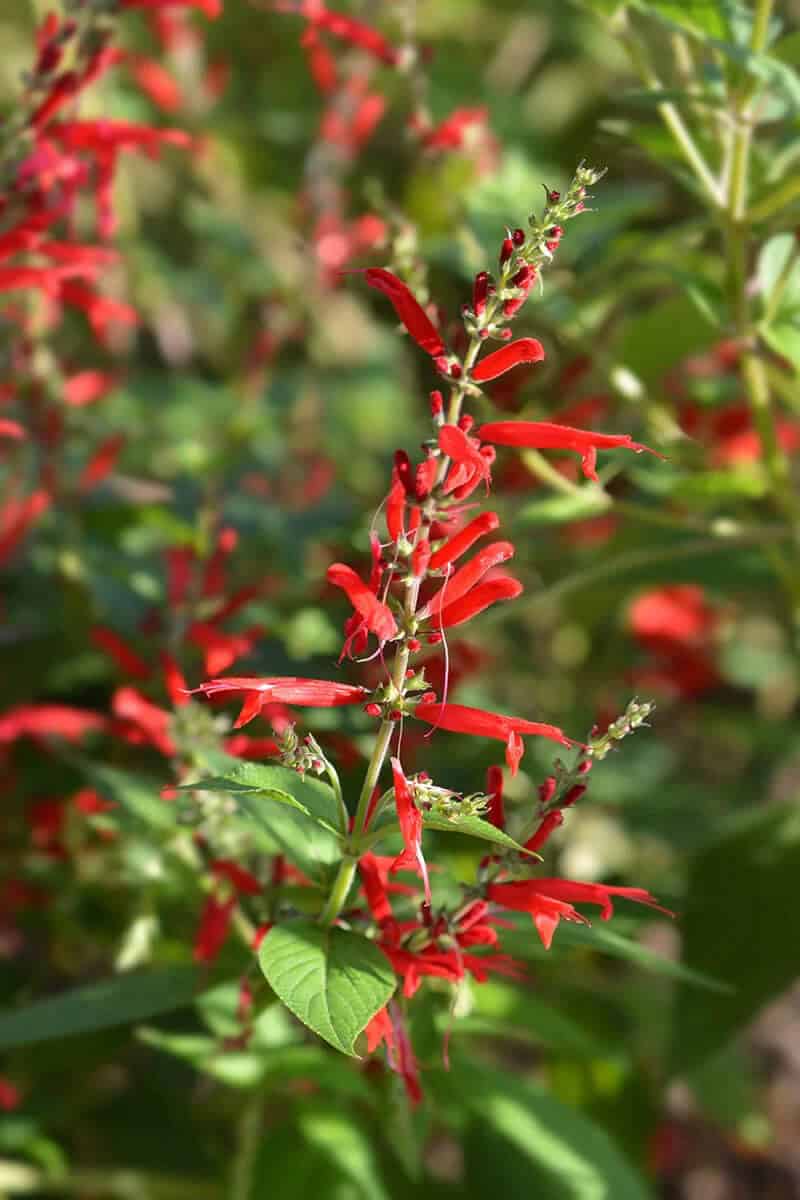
[318,853,358,926]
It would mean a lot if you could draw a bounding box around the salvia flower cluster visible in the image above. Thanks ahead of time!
[183,162,673,1102]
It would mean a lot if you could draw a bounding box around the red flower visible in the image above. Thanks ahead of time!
[471,338,545,382]
[360,268,445,357]
[326,561,397,656]
[194,895,235,963]
[191,675,368,728]
[438,424,493,496]
[0,704,106,745]
[63,370,118,407]
[478,420,664,483]
[414,701,572,774]
[422,541,515,618]
[428,511,500,570]
[0,1078,20,1112]
[91,626,152,679]
[0,420,25,440]
[436,576,523,628]
[390,758,430,906]
[78,434,126,492]
[211,859,262,896]
[488,878,673,950]
[121,0,222,18]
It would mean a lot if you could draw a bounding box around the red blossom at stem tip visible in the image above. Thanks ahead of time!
[471,338,545,383]
[390,758,431,906]
[487,878,674,950]
[189,676,368,728]
[478,420,665,483]
[414,702,572,774]
[360,268,445,357]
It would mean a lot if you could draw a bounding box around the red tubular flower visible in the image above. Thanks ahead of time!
[365,1006,394,1054]
[327,562,398,654]
[91,627,151,680]
[438,424,492,495]
[386,473,406,544]
[0,1079,20,1112]
[436,576,523,629]
[486,764,504,829]
[78,434,126,492]
[129,57,183,112]
[310,7,399,65]
[488,878,673,950]
[472,337,545,382]
[112,687,175,756]
[194,895,235,963]
[0,420,25,440]
[523,810,564,853]
[121,0,222,16]
[211,859,262,896]
[0,704,106,745]
[361,268,445,357]
[64,371,118,407]
[390,758,430,906]
[191,675,367,727]
[422,541,515,617]
[478,420,664,483]
[415,702,572,774]
[429,511,500,570]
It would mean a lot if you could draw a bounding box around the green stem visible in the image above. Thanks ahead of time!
[318,854,358,926]
[620,19,723,209]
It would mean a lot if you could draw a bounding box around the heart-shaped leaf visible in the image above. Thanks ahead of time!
[259,920,395,1056]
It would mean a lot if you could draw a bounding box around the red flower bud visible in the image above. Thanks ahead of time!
[512,228,526,246]
[499,237,513,265]
[472,271,491,317]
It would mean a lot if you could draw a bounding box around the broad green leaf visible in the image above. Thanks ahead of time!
[182,761,341,833]
[632,0,729,39]
[0,968,204,1050]
[422,810,541,857]
[259,920,395,1056]
[441,1060,654,1200]
[250,1112,388,1200]
[670,803,800,1073]
[618,295,717,382]
[184,761,343,882]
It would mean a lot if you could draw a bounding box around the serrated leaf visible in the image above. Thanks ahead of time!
[183,761,344,881]
[422,810,540,857]
[670,803,800,1072]
[0,968,204,1050]
[259,920,396,1056]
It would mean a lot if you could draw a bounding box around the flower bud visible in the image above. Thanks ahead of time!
[499,237,513,265]
[364,702,382,717]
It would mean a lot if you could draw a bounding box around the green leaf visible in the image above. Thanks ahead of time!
[762,321,800,371]
[259,920,396,1056]
[670,803,800,1073]
[422,810,541,857]
[184,761,343,883]
[632,0,730,39]
[501,920,730,992]
[441,1060,654,1200]
[0,968,204,1050]
[618,295,717,383]
[182,761,341,833]
[758,233,800,318]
